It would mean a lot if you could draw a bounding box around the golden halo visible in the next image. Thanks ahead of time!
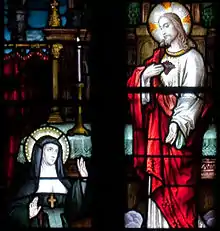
[148,2,191,43]
[24,126,70,163]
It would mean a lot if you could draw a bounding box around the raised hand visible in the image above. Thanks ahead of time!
[77,157,88,178]
[29,197,41,219]
[142,63,164,81]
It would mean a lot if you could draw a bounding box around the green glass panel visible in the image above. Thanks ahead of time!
[127,2,141,25]
[201,5,215,28]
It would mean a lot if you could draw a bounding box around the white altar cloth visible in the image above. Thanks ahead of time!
[17,123,216,163]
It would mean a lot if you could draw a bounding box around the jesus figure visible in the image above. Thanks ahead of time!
[127,2,212,228]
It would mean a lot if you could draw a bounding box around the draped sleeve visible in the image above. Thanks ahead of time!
[170,50,206,139]
[64,179,91,223]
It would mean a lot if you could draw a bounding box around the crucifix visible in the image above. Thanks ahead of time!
[48,194,57,208]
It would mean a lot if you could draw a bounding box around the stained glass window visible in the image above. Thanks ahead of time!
[125,1,216,228]
[3,0,92,228]
[2,0,217,229]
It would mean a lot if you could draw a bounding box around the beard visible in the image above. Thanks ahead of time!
[160,39,170,48]
[164,37,172,46]
[163,37,173,47]
[160,35,176,47]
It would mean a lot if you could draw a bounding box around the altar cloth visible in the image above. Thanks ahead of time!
[17,123,216,163]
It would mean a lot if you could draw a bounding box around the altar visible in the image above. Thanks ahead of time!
[17,123,216,179]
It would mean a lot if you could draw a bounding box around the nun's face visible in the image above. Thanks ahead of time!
[43,143,59,165]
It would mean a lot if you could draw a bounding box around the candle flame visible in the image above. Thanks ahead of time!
[76,37,80,42]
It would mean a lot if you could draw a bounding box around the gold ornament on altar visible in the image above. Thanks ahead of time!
[52,43,63,59]
[24,127,70,163]
[49,0,61,27]
[148,2,192,43]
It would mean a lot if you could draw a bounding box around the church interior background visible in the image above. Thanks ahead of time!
[1,0,216,228]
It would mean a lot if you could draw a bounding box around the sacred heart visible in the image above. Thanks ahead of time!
[162,61,176,75]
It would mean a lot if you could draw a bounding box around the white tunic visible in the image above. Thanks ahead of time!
[141,48,207,228]
[142,48,206,140]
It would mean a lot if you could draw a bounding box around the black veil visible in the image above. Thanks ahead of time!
[14,135,71,199]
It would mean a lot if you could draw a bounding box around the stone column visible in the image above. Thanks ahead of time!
[46,0,64,123]
[47,43,64,123]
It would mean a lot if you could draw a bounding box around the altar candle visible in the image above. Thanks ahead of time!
[77,37,82,82]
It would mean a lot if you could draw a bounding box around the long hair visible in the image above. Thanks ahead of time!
[159,12,195,50]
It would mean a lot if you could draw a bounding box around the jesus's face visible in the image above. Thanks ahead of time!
[43,143,59,165]
[159,16,178,46]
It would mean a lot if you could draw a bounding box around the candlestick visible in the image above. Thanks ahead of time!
[67,36,90,136]
[77,37,82,82]
[67,82,91,136]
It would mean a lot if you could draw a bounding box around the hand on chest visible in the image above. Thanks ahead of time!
[160,57,181,86]
[162,60,176,75]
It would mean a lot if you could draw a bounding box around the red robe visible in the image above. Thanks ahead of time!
[127,48,212,228]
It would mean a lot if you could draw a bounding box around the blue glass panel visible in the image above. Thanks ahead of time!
[26,49,48,54]
[59,4,67,15]
[61,16,67,26]
[4,26,11,41]
[28,11,48,28]
[4,16,8,24]
[26,30,45,41]
[4,49,12,54]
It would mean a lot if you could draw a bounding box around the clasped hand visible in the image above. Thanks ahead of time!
[142,63,164,82]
